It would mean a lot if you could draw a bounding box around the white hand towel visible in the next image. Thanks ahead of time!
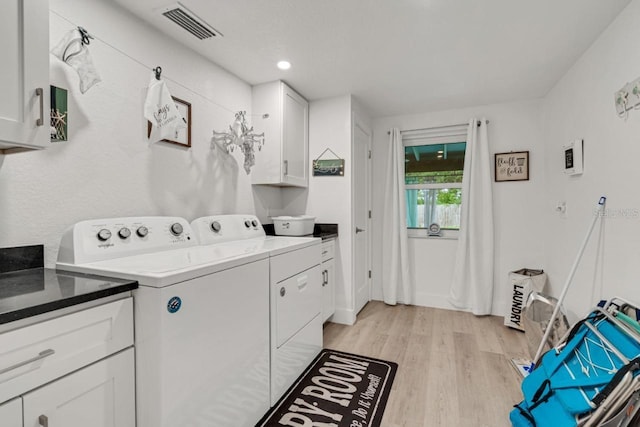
[144,73,186,143]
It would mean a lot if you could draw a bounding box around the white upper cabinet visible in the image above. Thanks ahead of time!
[0,0,50,153]
[252,81,309,187]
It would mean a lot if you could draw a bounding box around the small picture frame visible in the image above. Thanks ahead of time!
[313,159,345,176]
[147,96,191,147]
[495,151,529,182]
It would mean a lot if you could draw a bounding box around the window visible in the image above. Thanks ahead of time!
[403,129,466,238]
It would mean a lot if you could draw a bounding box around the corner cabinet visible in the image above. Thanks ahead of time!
[0,0,50,153]
[252,81,309,187]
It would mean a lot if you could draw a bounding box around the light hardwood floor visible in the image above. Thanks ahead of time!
[323,301,530,427]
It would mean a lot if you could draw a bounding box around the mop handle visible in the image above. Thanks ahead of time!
[532,196,606,365]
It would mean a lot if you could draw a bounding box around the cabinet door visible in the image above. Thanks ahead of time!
[0,397,23,427]
[0,0,50,151]
[322,258,336,322]
[23,348,135,427]
[281,84,308,187]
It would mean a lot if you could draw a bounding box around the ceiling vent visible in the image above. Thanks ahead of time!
[160,3,223,40]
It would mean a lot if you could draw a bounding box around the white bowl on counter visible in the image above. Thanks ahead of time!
[272,215,316,236]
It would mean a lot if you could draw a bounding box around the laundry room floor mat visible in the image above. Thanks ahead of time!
[256,349,398,427]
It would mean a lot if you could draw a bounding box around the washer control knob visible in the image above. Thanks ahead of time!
[118,227,131,239]
[136,226,149,238]
[211,221,222,233]
[251,219,258,227]
[170,223,184,236]
[97,229,112,241]
[244,220,251,228]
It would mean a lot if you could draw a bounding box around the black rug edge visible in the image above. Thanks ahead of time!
[256,348,398,427]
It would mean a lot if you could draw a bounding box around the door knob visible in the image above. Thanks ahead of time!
[355,227,365,233]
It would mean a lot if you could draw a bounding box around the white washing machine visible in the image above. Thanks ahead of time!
[191,214,323,405]
[56,216,272,427]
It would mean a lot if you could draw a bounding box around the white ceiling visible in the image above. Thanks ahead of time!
[114,0,631,118]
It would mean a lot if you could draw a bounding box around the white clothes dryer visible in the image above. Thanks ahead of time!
[191,214,323,406]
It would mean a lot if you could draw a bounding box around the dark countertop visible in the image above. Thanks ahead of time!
[263,223,338,240]
[0,245,138,325]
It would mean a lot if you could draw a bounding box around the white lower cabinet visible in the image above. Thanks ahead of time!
[321,239,336,322]
[0,397,22,427]
[0,298,135,427]
[23,348,135,427]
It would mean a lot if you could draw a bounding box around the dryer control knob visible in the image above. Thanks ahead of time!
[97,229,112,241]
[118,227,131,239]
[244,220,251,228]
[251,219,258,227]
[211,221,222,233]
[170,223,184,236]
[136,226,149,238]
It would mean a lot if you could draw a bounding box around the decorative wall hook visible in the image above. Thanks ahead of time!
[153,66,162,81]
[212,111,265,174]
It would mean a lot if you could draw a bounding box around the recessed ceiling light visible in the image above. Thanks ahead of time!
[277,60,291,70]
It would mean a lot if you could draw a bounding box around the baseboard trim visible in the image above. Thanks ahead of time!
[371,291,505,316]
[329,307,356,325]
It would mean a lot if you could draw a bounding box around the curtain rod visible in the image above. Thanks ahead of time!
[387,120,489,135]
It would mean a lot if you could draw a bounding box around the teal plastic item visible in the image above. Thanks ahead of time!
[511,310,640,427]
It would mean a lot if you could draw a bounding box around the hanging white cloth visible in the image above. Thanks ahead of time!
[381,128,412,305]
[144,73,186,143]
[449,118,494,315]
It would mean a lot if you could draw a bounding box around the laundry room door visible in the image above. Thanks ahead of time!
[353,116,372,315]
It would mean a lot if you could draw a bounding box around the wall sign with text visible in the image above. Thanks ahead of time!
[495,151,529,182]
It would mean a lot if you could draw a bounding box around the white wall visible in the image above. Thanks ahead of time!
[372,99,546,316]
[542,0,640,322]
[0,0,278,266]
[304,95,372,324]
[306,95,352,322]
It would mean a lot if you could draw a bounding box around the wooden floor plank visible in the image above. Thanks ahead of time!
[323,301,527,427]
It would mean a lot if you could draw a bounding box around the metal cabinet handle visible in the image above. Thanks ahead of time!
[322,270,328,286]
[0,349,55,376]
[283,160,288,176]
[355,227,365,234]
[39,415,49,427]
[35,88,44,126]
[280,287,286,297]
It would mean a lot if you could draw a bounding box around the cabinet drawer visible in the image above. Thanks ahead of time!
[321,239,335,262]
[270,243,321,284]
[0,298,133,404]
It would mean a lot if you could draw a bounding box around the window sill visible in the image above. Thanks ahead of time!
[407,229,459,240]
[408,235,458,241]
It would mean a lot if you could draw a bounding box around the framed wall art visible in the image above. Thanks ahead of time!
[313,148,345,176]
[147,96,192,147]
[495,151,529,182]
[50,85,68,142]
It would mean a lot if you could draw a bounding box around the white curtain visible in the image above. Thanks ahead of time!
[449,118,494,315]
[382,128,412,305]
